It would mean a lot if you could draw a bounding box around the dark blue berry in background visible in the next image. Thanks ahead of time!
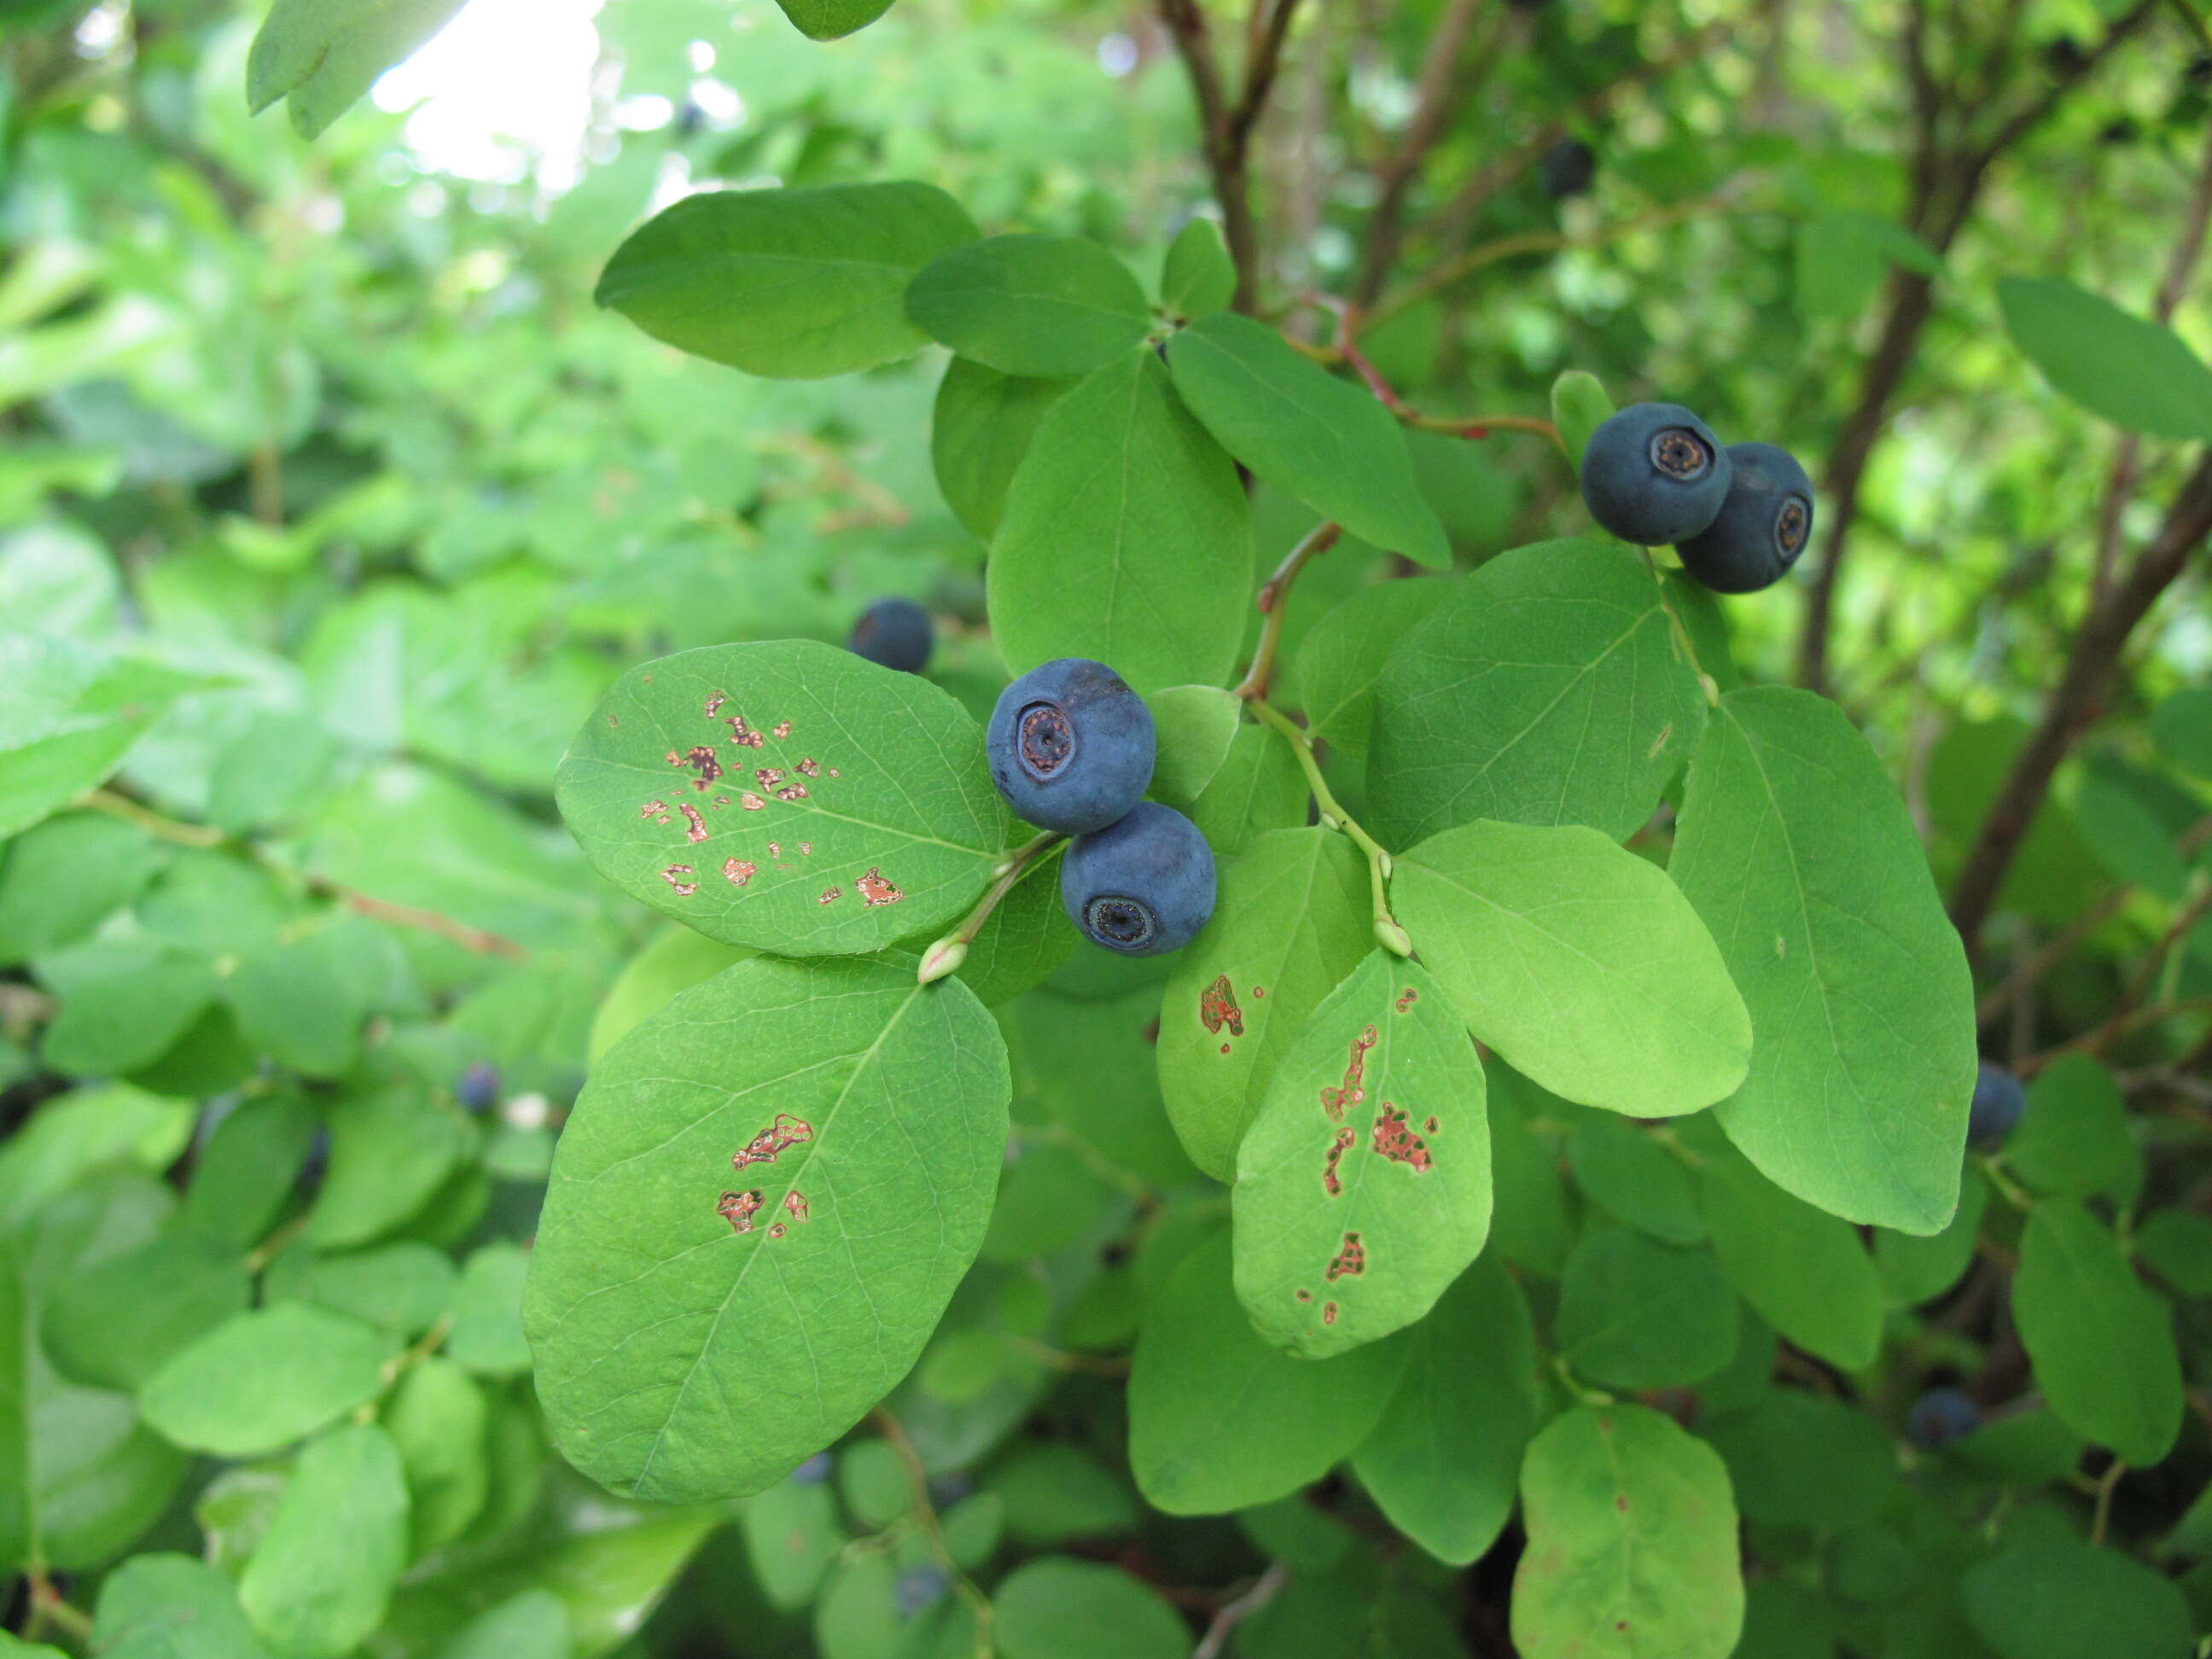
[790,1451,832,1484]
[895,1566,950,1620]
[1674,442,1816,593]
[457,1062,500,1113]
[1580,402,1732,545]
[987,658,1157,835]
[298,1126,331,1196]
[1906,1388,1981,1450]
[1967,1062,2027,1146]
[1061,802,1215,957]
[1540,137,1595,200]
[847,597,934,672]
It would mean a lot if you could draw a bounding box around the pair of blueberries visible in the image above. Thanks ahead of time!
[987,660,1215,957]
[1580,403,1816,594]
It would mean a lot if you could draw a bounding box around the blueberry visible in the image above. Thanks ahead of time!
[456,1062,500,1113]
[1579,403,1732,545]
[298,1126,331,1196]
[1967,1062,2026,1147]
[1906,1388,1980,1450]
[1540,138,1595,201]
[1673,442,1815,594]
[894,1565,949,1619]
[987,658,1156,835]
[847,598,933,673]
[1061,802,1214,957]
[790,1451,832,1485]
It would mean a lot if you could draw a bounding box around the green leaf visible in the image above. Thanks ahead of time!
[434,1592,571,1659]
[907,236,1151,377]
[1156,830,1372,1179]
[1127,1232,1407,1515]
[34,940,216,1076]
[1148,684,1242,804]
[1186,723,1305,857]
[263,1240,453,1337]
[239,1423,410,1659]
[0,1247,26,1573]
[1701,1153,1883,1371]
[987,1445,1137,1545]
[992,1557,1189,1659]
[1549,370,1613,480]
[2138,1207,2212,1297]
[385,1357,488,1557]
[226,933,367,1077]
[140,1302,397,1458]
[446,1243,530,1377]
[1395,819,1750,1115]
[1232,953,1489,1357]
[0,811,170,965]
[741,1470,846,1609]
[1167,312,1450,567]
[990,350,1253,696]
[1963,1540,2193,1659]
[1699,1391,1895,1530]
[1367,540,1707,847]
[1555,1228,1740,1389]
[526,955,1010,1504]
[1281,579,1453,769]
[92,1552,273,1659]
[1795,212,1941,320]
[1567,1115,1703,1244]
[1511,1404,1744,1659]
[556,640,1008,955]
[1160,218,1237,318]
[2151,687,2212,779]
[595,184,979,380]
[771,0,894,40]
[1348,1254,1539,1565]
[2005,1053,2133,1197]
[2013,1199,2182,1466]
[930,359,1074,544]
[951,842,1075,1007]
[1670,686,1976,1234]
[247,0,469,138]
[310,1076,469,1249]
[0,1085,192,1231]
[1486,1063,1575,1277]
[182,1093,320,1250]
[39,1229,249,1392]
[1998,276,2212,441]
[1875,1165,1988,1306]
[587,926,752,1067]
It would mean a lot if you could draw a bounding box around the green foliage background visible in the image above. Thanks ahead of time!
[1,0,2210,1655]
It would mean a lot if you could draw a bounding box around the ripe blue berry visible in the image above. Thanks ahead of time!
[1906,1388,1980,1450]
[1674,442,1816,593]
[987,658,1156,835]
[1579,403,1732,545]
[456,1062,500,1113]
[1060,802,1215,956]
[847,598,933,672]
[1540,137,1595,200]
[895,1566,950,1619]
[1967,1062,2027,1146]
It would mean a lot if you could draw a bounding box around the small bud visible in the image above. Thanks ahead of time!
[1374,917,1413,958]
[1319,812,1342,832]
[1698,672,1720,708]
[1376,848,1394,880]
[918,937,969,984]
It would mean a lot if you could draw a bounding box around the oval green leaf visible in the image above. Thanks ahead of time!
[556,640,1008,956]
[907,236,1151,377]
[1232,953,1490,1357]
[1395,818,1750,1116]
[1366,540,1707,847]
[989,350,1253,696]
[1671,686,1976,1233]
[1701,1151,1882,1371]
[1167,312,1449,567]
[1998,276,2212,442]
[594,183,979,380]
[525,955,1011,1504]
[1511,1404,1744,1659]
[1555,1227,1740,1390]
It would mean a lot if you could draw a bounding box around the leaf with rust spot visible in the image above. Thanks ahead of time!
[525,954,1009,1504]
[557,641,1009,958]
[1232,952,1489,1358]
[1511,1404,1744,1659]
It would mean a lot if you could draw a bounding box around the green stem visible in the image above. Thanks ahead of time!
[918,832,1063,984]
[1246,699,1411,956]
[870,1406,995,1658]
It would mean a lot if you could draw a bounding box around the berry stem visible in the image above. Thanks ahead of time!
[919,831,1065,984]
[870,1405,996,1657]
[1236,521,1342,703]
[1246,699,1412,957]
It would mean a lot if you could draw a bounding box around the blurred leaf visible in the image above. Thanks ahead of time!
[141,1302,397,1458]
[239,1423,410,1658]
[2013,1200,2182,1466]
[1999,277,2212,441]
[247,0,472,138]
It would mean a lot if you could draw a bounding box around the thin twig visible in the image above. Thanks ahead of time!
[2090,1458,2128,1546]
[1193,1562,1289,1659]
[870,1406,995,1658]
[1236,521,1342,702]
[1349,0,1490,307]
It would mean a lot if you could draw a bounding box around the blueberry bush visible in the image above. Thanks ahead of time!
[3,1,2212,1656]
